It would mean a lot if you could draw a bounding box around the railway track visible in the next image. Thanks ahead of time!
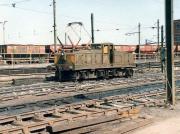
[6,61,180,74]
[0,73,165,98]
[0,75,180,117]
[0,60,179,76]
[0,71,178,111]
[0,67,51,75]
[1,70,179,100]
[0,61,179,87]
[0,71,179,98]
[136,60,180,68]
[0,71,179,133]
[0,73,165,105]
[0,77,163,99]
[0,88,177,134]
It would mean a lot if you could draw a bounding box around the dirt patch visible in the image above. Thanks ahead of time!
[132,102,180,134]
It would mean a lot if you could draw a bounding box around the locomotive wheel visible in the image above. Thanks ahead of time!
[58,70,63,81]
[79,72,86,80]
[105,70,109,79]
[96,70,106,79]
[129,69,133,77]
[72,72,78,82]
[125,69,133,78]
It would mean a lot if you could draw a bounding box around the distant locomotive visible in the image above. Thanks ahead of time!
[54,43,135,81]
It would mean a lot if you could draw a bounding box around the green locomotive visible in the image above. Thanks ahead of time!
[54,43,135,81]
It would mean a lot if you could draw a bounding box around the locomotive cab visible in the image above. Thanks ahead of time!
[91,43,114,64]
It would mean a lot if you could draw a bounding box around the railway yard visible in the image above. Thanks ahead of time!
[0,0,180,133]
[0,60,179,134]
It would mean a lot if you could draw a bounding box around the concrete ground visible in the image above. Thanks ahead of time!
[133,116,180,134]
[89,95,180,134]
[0,63,51,69]
[132,101,180,134]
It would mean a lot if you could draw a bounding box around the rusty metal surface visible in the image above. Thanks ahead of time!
[115,45,137,53]
[2,44,46,54]
[139,45,158,53]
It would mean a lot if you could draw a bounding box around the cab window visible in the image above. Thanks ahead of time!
[91,44,102,49]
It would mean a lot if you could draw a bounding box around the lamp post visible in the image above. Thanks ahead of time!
[0,22,2,54]
[0,21,8,45]
[0,21,8,55]
[138,23,141,60]
[53,0,57,53]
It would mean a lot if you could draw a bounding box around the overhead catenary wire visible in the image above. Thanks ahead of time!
[0,0,85,20]
[0,1,167,29]
[0,1,165,32]
[13,0,31,4]
[0,0,32,7]
[0,3,87,21]
[1,0,174,45]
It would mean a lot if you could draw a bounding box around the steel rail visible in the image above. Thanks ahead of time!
[0,79,165,109]
[0,89,171,134]
[0,74,164,98]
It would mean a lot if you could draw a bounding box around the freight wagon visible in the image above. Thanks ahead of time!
[54,43,135,81]
[138,45,158,54]
[114,45,137,53]
[176,45,180,52]
[1,44,46,54]
[115,44,179,53]
[0,44,90,64]
[1,44,48,64]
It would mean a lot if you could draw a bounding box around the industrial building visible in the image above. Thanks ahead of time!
[174,19,180,45]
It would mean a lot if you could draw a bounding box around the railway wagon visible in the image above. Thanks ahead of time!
[138,44,158,54]
[54,43,135,81]
[176,45,180,52]
[1,44,47,64]
[115,45,137,53]
[1,44,45,54]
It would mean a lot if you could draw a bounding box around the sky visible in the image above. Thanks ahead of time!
[0,0,180,45]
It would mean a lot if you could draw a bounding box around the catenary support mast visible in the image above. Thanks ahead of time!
[165,0,175,105]
[53,0,57,53]
[91,13,95,43]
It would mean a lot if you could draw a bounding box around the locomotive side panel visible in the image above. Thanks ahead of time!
[74,50,102,70]
[76,53,85,65]
[114,52,124,66]
[128,53,135,65]
[103,54,109,66]
[73,50,134,70]
[95,52,102,67]
[114,53,122,65]
[86,53,93,65]
[123,53,129,66]
[113,51,134,67]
